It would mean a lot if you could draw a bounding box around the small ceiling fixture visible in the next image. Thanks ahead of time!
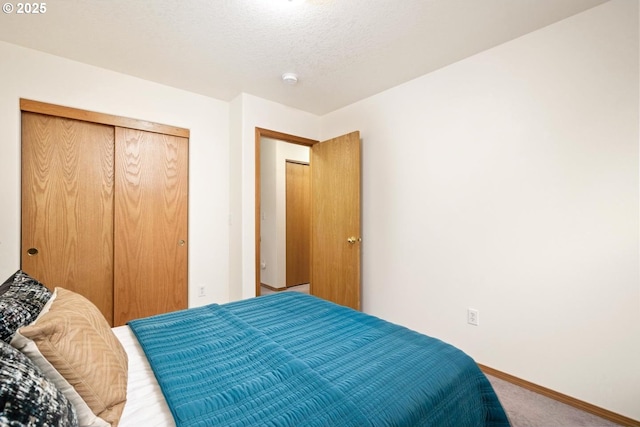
[281,72,298,85]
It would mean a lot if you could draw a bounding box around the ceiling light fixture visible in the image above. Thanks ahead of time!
[281,72,299,85]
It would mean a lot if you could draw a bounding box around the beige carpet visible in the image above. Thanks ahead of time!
[486,375,622,427]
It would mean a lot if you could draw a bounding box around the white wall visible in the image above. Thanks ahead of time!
[228,96,243,301]
[231,93,320,300]
[0,41,230,307]
[259,138,278,287]
[321,0,639,419]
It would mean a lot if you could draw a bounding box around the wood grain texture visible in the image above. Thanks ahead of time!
[311,131,361,310]
[286,161,310,287]
[21,99,189,138]
[113,128,188,326]
[255,128,317,147]
[21,112,115,324]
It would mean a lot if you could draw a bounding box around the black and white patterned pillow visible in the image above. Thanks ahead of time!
[0,270,52,343]
[0,340,78,427]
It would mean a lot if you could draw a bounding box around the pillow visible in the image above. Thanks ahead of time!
[0,339,78,427]
[0,270,52,343]
[11,288,128,427]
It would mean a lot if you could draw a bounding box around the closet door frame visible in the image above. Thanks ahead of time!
[20,99,190,139]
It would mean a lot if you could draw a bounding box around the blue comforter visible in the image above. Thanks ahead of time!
[129,293,510,427]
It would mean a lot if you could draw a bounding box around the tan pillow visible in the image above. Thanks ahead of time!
[11,288,128,427]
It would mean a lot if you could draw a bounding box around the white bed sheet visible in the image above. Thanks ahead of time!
[112,325,175,427]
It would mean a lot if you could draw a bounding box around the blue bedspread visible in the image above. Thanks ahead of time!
[129,293,510,427]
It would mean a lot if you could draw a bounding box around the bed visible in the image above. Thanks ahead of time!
[1,270,510,427]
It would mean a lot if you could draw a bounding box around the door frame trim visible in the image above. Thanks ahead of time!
[254,128,318,297]
[20,99,190,138]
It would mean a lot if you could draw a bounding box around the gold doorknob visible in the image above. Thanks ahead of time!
[178,239,186,246]
[347,237,361,244]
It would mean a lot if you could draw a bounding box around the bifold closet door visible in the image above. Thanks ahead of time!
[21,112,115,324]
[113,127,188,326]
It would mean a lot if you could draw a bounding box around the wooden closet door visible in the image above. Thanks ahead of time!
[286,161,310,287]
[21,112,115,324]
[114,127,188,326]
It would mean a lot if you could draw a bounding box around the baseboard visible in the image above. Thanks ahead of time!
[260,283,286,292]
[286,282,309,289]
[478,364,639,427]
[261,283,308,292]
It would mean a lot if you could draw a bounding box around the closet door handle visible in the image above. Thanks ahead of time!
[178,239,186,247]
[26,247,39,256]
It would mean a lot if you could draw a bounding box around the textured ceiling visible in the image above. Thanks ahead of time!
[0,0,608,115]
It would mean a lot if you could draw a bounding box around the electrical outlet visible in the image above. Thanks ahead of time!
[467,308,479,326]
[198,286,206,297]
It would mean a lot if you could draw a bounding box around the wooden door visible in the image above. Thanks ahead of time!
[21,112,115,324]
[310,131,361,310]
[113,127,188,326]
[286,161,310,287]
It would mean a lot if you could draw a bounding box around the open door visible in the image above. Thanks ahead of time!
[310,131,361,310]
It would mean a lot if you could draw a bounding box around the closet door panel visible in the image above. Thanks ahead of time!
[114,127,188,326]
[21,112,115,324]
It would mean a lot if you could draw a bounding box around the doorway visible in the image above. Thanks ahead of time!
[255,128,362,309]
[258,137,311,293]
[256,129,317,297]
